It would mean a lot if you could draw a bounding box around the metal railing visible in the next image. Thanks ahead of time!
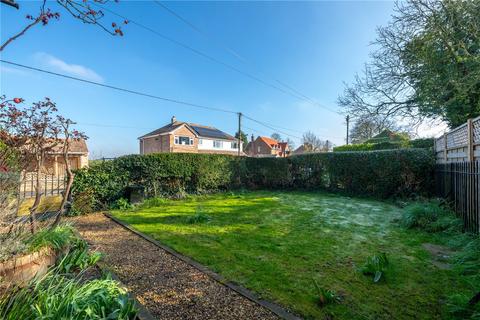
[19,174,66,199]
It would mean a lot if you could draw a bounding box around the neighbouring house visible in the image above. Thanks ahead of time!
[292,143,313,155]
[138,116,242,156]
[246,136,290,157]
[41,138,89,176]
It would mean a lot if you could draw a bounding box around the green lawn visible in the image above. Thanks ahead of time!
[112,191,476,319]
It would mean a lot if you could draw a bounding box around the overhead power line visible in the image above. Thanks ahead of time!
[152,0,247,63]
[0,60,236,114]
[243,115,302,140]
[93,2,338,114]
[152,0,339,114]
[1,59,341,141]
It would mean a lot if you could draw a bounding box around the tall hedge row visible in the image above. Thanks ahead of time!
[333,138,434,152]
[72,149,434,211]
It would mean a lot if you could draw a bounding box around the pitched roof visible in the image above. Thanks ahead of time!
[138,122,186,139]
[138,121,236,141]
[258,136,278,147]
[189,123,235,141]
[292,143,313,155]
[50,138,88,154]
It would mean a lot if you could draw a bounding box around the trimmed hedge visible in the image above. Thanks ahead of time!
[333,138,434,152]
[72,154,240,208]
[72,149,434,212]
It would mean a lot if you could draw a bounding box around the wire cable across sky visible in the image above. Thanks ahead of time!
[93,2,339,115]
[1,59,334,142]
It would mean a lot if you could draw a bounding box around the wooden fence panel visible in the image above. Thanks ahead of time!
[434,116,480,233]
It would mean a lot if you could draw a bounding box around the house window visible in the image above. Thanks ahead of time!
[213,140,223,148]
[175,136,194,146]
[199,139,203,145]
[257,146,261,152]
[231,142,238,149]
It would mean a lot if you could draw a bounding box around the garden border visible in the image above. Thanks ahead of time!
[103,212,303,320]
[71,227,156,320]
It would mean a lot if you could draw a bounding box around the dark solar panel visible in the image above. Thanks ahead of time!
[191,125,231,139]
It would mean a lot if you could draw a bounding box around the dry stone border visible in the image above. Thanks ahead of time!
[72,213,300,320]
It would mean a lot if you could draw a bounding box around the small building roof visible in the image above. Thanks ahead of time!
[50,138,88,154]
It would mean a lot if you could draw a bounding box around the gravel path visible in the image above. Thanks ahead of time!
[72,213,280,320]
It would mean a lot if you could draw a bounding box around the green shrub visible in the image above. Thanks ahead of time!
[402,201,459,232]
[446,293,480,320]
[0,273,137,320]
[410,138,434,149]
[27,224,76,252]
[452,238,480,275]
[0,223,137,320]
[334,143,376,152]
[243,157,291,189]
[333,138,434,152]
[72,149,434,209]
[72,160,129,211]
[68,188,98,215]
[314,149,433,198]
[360,252,389,283]
[110,198,133,211]
[57,237,102,273]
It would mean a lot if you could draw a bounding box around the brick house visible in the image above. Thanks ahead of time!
[246,136,290,157]
[138,116,242,155]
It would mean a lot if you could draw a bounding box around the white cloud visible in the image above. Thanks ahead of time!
[0,65,29,75]
[34,52,104,83]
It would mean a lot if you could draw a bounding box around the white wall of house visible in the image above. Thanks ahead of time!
[197,137,242,152]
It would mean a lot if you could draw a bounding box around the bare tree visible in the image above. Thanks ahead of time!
[51,117,87,228]
[270,133,282,141]
[302,131,330,152]
[285,138,295,150]
[1,0,127,51]
[338,0,480,128]
[349,115,401,144]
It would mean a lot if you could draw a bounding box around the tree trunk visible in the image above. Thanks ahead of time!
[28,158,43,234]
[50,150,72,229]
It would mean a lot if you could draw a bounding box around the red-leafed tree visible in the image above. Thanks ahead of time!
[0,0,128,51]
[0,96,87,234]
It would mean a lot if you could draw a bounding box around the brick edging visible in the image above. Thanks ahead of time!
[103,212,303,320]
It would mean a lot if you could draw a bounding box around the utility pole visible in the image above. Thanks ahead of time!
[237,112,242,156]
[346,115,350,145]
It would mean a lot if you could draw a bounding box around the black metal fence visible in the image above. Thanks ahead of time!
[435,162,480,233]
[20,174,66,199]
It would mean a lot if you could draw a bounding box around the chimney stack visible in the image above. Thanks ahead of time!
[171,116,176,124]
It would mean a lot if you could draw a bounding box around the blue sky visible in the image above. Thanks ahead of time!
[1,0,396,158]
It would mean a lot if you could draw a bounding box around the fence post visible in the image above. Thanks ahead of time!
[467,118,474,162]
[443,133,448,163]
